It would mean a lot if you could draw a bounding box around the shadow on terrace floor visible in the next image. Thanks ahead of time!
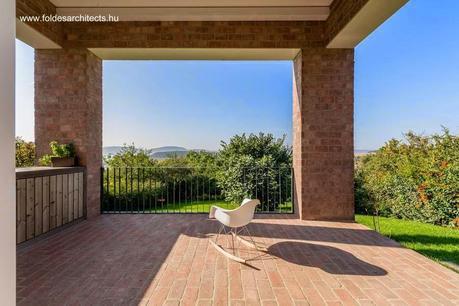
[17,214,390,305]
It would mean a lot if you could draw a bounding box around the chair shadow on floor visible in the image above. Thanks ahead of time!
[267,241,387,276]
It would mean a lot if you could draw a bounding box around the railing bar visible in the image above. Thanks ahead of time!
[117,167,120,213]
[125,168,128,213]
[161,175,164,213]
[118,168,121,214]
[154,170,157,213]
[255,168,258,210]
[185,176,188,213]
[197,176,199,213]
[130,168,133,213]
[278,168,281,213]
[136,168,140,213]
[267,168,270,212]
[173,180,176,213]
[190,177,193,213]
[261,168,264,212]
[149,168,152,214]
[107,168,110,213]
[114,166,117,213]
[142,168,145,214]
[166,176,169,214]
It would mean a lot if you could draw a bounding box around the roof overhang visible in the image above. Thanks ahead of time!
[15,19,61,49]
[328,0,409,48]
[89,48,301,60]
[16,0,409,50]
[52,0,332,21]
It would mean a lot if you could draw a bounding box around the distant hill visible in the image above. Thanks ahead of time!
[354,149,374,156]
[151,150,189,159]
[105,146,373,158]
[103,146,212,160]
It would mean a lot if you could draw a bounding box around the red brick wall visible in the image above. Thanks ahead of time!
[295,48,355,220]
[63,21,325,49]
[27,1,360,220]
[35,49,102,218]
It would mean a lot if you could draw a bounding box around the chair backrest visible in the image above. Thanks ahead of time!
[229,199,260,228]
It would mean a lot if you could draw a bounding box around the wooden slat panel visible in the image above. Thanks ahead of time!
[49,176,57,230]
[34,177,43,236]
[17,179,27,243]
[42,176,50,233]
[26,178,35,240]
[56,175,63,227]
[62,174,68,224]
[78,172,84,218]
[73,173,79,221]
[17,169,85,244]
[68,173,74,222]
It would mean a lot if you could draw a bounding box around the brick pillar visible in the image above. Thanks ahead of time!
[35,49,102,218]
[293,48,354,220]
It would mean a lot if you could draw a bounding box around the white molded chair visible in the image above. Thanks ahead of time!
[209,198,266,263]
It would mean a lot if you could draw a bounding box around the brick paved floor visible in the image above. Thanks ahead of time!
[17,215,459,305]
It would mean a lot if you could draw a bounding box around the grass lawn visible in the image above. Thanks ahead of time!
[356,214,459,267]
[107,199,293,213]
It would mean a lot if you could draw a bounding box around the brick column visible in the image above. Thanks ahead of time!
[35,49,102,218]
[293,48,354,220]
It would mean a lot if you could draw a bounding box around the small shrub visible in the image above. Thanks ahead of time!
[39,141,76,166]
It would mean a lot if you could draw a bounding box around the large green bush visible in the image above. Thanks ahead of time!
[216,133,292,207]
[355,129,459,227]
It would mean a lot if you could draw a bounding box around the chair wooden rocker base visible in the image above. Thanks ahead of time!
[209,199,266,263]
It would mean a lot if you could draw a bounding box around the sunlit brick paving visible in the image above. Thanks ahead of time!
[17,215,459,305]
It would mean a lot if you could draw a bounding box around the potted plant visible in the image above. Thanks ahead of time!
[39,141,76,167]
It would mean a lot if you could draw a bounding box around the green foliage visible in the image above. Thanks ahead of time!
[39,141,76,166]
[102,135,293,212]
[356,214,459,266]
[15,137,35,168]
[216,133,292,206]
[355,129,459,226]
[104,143,156,168]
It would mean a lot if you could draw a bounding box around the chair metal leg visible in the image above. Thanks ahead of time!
[214,223,224,245]
[237,225,267,252]
[210,225,246,263]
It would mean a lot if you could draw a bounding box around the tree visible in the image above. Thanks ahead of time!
[15,137,35,168]
[216,133,292,206]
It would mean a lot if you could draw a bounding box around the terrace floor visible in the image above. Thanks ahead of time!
[17,215,459,306]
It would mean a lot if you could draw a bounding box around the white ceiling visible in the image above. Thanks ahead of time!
[50,0,334,21]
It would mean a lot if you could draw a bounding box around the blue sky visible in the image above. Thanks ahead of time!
[15,0,459,150]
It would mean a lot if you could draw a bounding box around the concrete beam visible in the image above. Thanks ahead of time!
[328,0,409,48]
[89,48,301,60]
[16,19,61,49]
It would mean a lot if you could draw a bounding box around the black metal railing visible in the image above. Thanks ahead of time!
[101,167,293,214]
